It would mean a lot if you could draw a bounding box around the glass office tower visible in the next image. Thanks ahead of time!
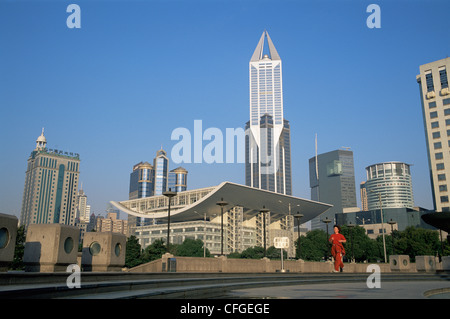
[129,162,154,200]
[153,148,169,196]
[245,31,292,195]
[168,167,188,193]
[309,149,357,230]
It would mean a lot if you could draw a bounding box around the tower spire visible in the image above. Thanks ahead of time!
[250,30,281,62]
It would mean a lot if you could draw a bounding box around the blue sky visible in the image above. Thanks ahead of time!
[1,0,449,218]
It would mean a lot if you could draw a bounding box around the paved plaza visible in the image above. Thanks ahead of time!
[228,280,450,299]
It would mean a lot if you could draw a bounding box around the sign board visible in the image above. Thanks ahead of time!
[274,237,289,249]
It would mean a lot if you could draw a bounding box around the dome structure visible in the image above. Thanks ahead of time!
[35,128,47,150]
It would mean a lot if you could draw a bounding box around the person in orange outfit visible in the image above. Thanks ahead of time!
[329,225,346,272]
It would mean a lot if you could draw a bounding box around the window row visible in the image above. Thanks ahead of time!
[430,118,450,128]
[429,99,450,108]
[425,67,449,92]
[433,141,450,149]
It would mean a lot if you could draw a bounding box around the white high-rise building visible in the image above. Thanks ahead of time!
[417,57,450,212]
[245,31,292,195]
[76,185,91,223]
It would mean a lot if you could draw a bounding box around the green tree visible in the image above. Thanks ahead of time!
[125,235,143,268]
[10,225,25,270]
[296,229,329,261]
[340,225,381,262]
[142,239,167,263]
[176,238,210,257]
[266,246,287,260]
[387,226,441,261]
[227,251,242,258]
[240,246,265,259]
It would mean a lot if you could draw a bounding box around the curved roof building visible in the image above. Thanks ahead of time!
[111,181,332,225]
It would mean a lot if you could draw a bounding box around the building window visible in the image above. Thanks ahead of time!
[430,111,438,119]
[426,72,435,92]
[436,152,444,160]
[433,131,441,139]
[441,196,449,203]
[434,142,442,149]
[444,98,450,106]
[437,163,445,170]
[445,109,450,116]
[432,121,439,128]
[438,174,446,181]
[429,101,437,108]
[439,185,448,192]
[440,67,449,89]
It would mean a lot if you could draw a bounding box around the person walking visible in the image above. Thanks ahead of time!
[329,225,346,272]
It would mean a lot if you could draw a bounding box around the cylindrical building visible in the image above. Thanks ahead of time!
[169,167,188,192]
[365,162,414,210]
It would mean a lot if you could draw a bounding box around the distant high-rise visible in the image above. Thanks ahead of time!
[309,149,357,230]
[128,149,188,228]
[417,57,450,212]
[20,130,80,227]
[129,161,154,200]
[153,148,169,196]
[364,162,414,210]
[96,209,128,235]
[168,167,188,193]
[76,185,89,223]
[245,31,292,195]
[360,181,368,211]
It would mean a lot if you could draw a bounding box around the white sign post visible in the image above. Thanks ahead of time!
[274,237,290,272]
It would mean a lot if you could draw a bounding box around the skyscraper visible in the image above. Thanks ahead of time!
[128,149,188,228]
[364,162,414,210]
[129,161,154,200]
[245,31,292,195]
[153,148,169,196]
[20,130,80,227]
[76,184,89,223]
[417,57,450,212]
[168,167,188,193]
[309,149,357,230]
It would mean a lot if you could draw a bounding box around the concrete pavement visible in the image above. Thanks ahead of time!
[228,280,450,299]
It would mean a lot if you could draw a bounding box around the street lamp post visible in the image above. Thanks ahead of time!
[347,222,355,263]
[163,189,177,253]
[260,206,270,257]
[370,190,387,263]
[216,198,228,256]
[293,213,304,259]
[388,219,397,256]
[322,217,332,260]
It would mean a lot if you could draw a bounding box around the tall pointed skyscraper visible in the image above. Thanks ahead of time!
[245,31,292,195]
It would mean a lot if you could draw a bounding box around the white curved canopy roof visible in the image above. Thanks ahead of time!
[111,182,332,225]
